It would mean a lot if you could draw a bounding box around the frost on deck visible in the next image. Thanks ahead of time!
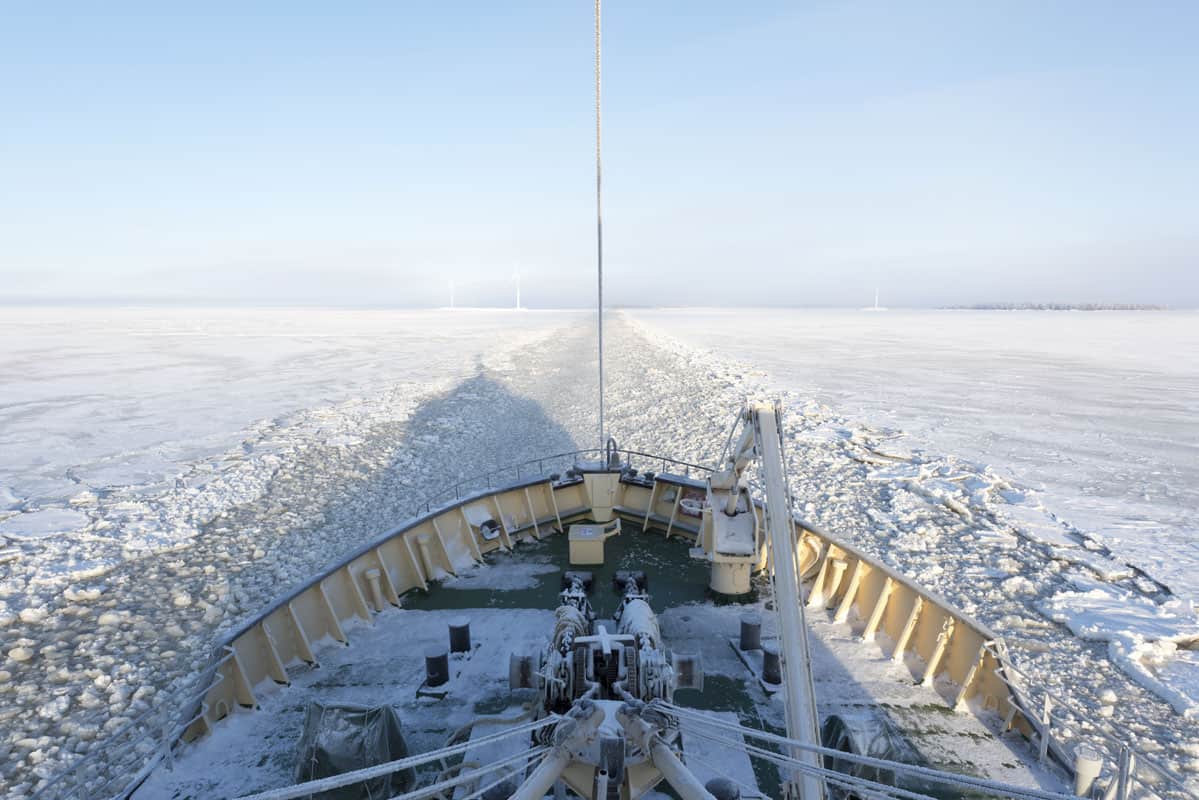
[133,531,1061,799]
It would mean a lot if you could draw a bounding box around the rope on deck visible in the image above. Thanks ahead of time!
[383,746,549,800]
[658,701,1083,800]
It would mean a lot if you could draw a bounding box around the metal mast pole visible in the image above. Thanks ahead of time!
[595,0,605,451]
[753,403,825,800]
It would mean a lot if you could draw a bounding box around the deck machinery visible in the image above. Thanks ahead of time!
[509,569,704,799]
[496,403,824,800]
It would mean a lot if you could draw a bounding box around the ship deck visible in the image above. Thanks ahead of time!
[132,527,1066,799]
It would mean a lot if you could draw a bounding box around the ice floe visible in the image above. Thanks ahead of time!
[1038,573,1199,717]
[0,508,89,539]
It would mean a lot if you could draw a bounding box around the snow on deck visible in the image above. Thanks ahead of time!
[133,607,557,799]
[680,711,763,797]
[135,588,1067,799]
[658,603,1065,794]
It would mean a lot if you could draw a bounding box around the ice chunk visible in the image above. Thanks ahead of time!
[0,485,20,510]
[1038,576,1199,716]
[994,501,1078,549]
[1038,576,1196,642]
[0,508,88,539]
[1117,639,1199,718]
[1052,548,1134,582]
[8,646,34,662]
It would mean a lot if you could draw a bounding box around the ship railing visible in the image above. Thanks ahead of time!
[657,700,1088,800]
[410,446,713,516]
[984,641,1197,800]
[655,699,1084,800]
[29,647,234,800]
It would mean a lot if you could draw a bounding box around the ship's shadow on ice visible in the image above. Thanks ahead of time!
[390,369,580,490]
[306,369,582,550]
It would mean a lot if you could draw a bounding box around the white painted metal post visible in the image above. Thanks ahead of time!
[512,701,606,800]
[1039,695,1053,764]
[650,738,719,800]
[752,403,825,800]
[619,707,717,800]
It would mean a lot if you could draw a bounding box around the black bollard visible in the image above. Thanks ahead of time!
[705,777,742,800]
[762,645,782,685]
[482,780,515,800]
[449,617,471,653]
[739,613,762,651]
[425,645,449,687]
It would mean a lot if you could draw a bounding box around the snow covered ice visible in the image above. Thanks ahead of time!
[629,308,1199,604]
[2,306,1198,794]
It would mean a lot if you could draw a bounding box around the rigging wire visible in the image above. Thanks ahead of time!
[595,0,605,451]
[236,716,558,800]
[656,701,1085,800]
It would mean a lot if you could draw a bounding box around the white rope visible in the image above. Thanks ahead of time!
[667,703,1025,798]
[236,715,558,800]
[658,702,1083,800]
[450,750,548,800]
[384,746,549,800]
[678,723,941,800]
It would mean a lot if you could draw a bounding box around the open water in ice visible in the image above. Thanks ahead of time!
[0,306,1196,795]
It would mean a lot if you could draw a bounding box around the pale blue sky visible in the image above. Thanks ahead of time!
[1,1,1196,307]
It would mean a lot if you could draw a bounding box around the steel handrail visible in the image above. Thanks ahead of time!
[984,642,1197,799]
[668,708,1080,800]
[30,649,233,799]
[412,446,712,515]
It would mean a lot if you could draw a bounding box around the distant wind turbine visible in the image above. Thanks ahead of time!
[863,287,888,312]
[513,268,523,310]
[449,280,456,309]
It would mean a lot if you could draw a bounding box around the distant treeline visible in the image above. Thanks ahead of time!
[943,303,1169,311]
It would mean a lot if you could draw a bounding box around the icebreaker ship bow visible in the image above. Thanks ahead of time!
[34,400,1197,799]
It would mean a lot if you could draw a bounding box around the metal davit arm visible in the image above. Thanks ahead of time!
[750,402,826,800]
[618,703,717,800]
[510,700,606,800]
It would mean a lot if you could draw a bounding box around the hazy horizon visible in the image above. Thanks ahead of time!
[0,298,1192,311]
[2,2,1196,308]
